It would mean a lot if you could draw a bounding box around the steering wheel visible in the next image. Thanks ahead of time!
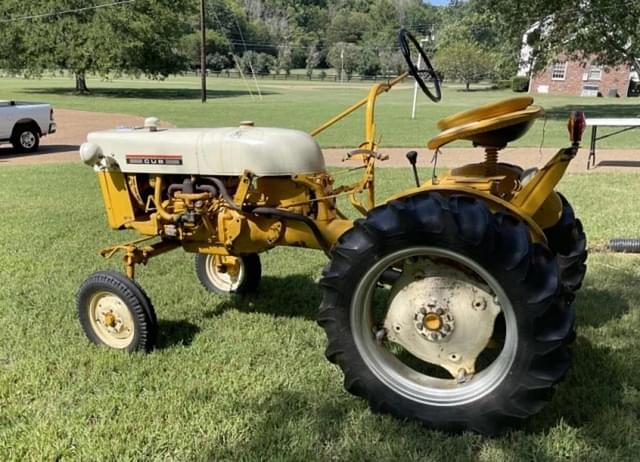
[398,28,441,103]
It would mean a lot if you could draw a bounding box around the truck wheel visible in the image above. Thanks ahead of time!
[318,193,574,435]
[11,124,40,153]
[544,193,587,297]
[77,271,157,352]
[195,254,261,295]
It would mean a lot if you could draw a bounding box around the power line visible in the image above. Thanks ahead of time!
[0,0,136,24]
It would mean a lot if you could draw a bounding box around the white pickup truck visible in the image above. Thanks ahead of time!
[0,101,57,153]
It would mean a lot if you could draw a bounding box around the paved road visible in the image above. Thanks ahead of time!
[1,109,638,172]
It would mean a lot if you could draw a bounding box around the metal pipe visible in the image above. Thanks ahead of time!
[174,192,211,201]
[204,177,241,211]
[196,184,217,195]
[251,207,332,257]
[310,72,409,137]
[153,176,182,223]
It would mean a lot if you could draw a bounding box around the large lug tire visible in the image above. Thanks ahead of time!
[11,124,40,153]
[318,193,574,435]
[195,253,261,295]
[77,271,157,352]
[544,193,587,298]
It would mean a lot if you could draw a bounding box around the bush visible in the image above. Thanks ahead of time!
[240,51,276,74]
[511,76,530,92]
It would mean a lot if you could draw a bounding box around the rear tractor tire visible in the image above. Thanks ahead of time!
[77,271,158,352]
[318,193,574,435]
[544,193,587,299]
[195,253,261,295]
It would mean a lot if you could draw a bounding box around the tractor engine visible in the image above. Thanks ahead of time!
[79,119,345,255]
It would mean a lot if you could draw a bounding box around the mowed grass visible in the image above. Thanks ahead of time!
[1,75,640,149]
[1,163,640,461]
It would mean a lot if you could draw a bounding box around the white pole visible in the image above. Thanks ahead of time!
[411,37,429,120]
[340,48,344,84]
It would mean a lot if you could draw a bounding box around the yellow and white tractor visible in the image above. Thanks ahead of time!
[77,29,587,434]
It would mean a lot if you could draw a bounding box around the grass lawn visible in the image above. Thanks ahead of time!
[1,75,640,150]
[1,163,640,460]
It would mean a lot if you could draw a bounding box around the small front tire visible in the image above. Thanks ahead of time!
[77,271,157,352]
[195,254,261,295]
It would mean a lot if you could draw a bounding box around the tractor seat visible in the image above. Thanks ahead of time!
[427,97,544,150]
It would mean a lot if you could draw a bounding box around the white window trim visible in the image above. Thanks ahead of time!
[551,62,568,80]
[587,65,602,81]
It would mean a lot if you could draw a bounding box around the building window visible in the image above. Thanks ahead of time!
[587,65,602,81]
[551,62,567,80]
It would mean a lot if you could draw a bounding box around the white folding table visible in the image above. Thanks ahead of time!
[585,117,640,169]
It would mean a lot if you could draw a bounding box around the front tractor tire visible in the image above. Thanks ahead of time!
[77,271,158,352]
[195,254,261,295]
[318,193,575,435]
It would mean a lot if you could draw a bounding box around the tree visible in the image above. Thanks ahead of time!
[481,0,640,73]
[378,50,405,76]
[0,0,193,92]
[305,43,321,77]
[180,31,231,72]
[277,44,293,74]
[240,50,275,74]
[327,43,362,80]
[357,46,381,77]
[435,41,496,90]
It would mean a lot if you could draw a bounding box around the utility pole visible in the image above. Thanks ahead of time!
[340,47,344,84]
[200,0,207,103]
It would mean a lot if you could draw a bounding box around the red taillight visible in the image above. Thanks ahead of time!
[568,111,586,145]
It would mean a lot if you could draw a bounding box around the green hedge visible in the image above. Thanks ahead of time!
[491,79,511,90]
[511,76,530,92]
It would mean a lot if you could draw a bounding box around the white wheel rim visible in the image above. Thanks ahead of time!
[88,291,136,348]
[20,131,36,149]
[351,246,518,407]
[205,256,245,292]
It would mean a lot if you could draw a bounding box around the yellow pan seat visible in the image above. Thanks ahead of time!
[428,97,544,150]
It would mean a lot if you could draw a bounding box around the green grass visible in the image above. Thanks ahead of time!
[1,163,640,460]
[1,75,640,149]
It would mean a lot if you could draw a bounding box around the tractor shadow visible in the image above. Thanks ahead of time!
[524,281,637,448]
[156,319,201,349]
[191,269,638,453]
[203,274,322,321]
[25,87,279,100]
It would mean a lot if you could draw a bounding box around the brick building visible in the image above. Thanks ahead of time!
[529,57,634,97]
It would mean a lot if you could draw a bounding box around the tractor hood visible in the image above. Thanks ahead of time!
[80,124,326,176]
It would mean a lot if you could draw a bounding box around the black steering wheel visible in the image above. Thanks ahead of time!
[398,28,441,103]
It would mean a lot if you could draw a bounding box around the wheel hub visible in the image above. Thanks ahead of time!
[384,259,501,378]
[89,292,135,347]
[415,303,455,342]
[20,131,36,148]
[99,309,124,333]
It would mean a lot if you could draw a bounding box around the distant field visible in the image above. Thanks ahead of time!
[1,75,639,149]
[1,163,640,460]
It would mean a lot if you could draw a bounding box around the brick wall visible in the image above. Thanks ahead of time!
[530,56,631,97]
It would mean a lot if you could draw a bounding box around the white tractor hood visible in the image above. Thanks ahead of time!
[80,124,326,176]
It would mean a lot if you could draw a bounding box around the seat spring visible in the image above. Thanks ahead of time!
[484,148,499,176]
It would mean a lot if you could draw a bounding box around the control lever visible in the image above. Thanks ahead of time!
[406,151,420,187]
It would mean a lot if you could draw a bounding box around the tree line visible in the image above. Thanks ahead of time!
[0,0,637,92]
